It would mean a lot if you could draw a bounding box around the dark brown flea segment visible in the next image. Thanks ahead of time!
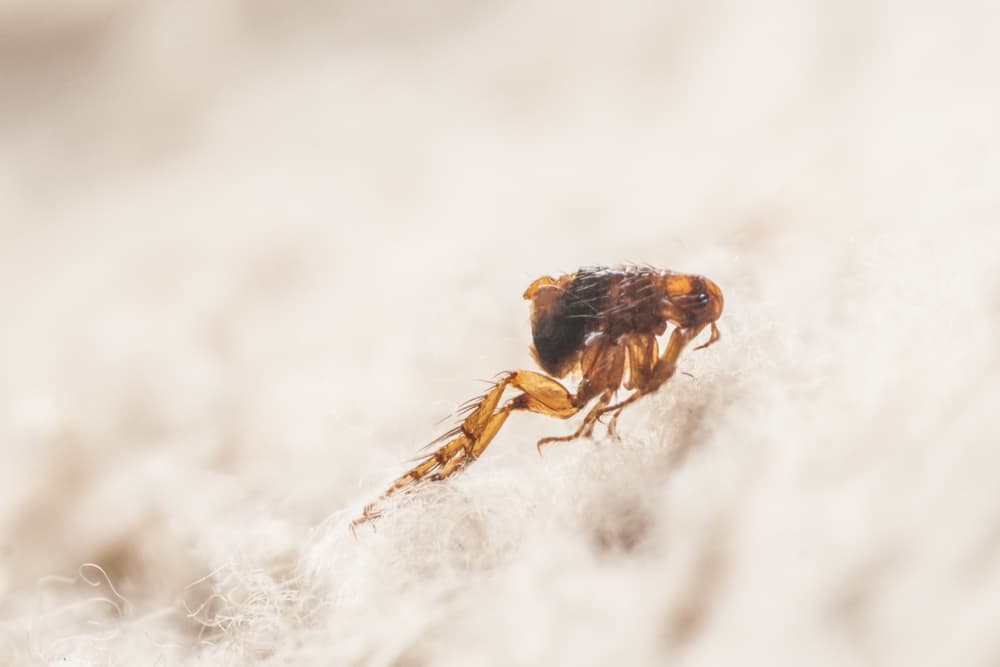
[352,265,724,531]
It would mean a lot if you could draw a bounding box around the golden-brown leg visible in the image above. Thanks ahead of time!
[352,371,580,531]
[596,334,659,440]
[535,388,614,453]
[622,334,659,391]
[693,322,720,350]
[602,393,642,440]
[596,324,708,438]
[532,337,627,451]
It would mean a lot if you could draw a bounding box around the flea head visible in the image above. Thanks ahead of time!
[660,272,724,329]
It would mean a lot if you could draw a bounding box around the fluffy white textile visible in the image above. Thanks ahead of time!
[0,2,997,665]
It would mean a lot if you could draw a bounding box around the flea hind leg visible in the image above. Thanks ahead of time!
[353,371,580,530]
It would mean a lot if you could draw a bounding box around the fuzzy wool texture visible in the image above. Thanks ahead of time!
[1,2,998,666]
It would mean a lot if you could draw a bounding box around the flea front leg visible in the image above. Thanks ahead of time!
[595,324,707,438]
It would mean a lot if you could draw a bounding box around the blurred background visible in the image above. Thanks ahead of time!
[1,1,998,665]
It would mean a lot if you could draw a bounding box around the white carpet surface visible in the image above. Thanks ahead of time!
[1,2,998,665]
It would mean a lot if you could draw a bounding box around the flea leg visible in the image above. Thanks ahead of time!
[595,324,707,439]
[593,333,660,440]
[533,338,627,450]
[535,389,614,453]
[693,322,720,350]
[602,392,645,440]
[352,371,579,530]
